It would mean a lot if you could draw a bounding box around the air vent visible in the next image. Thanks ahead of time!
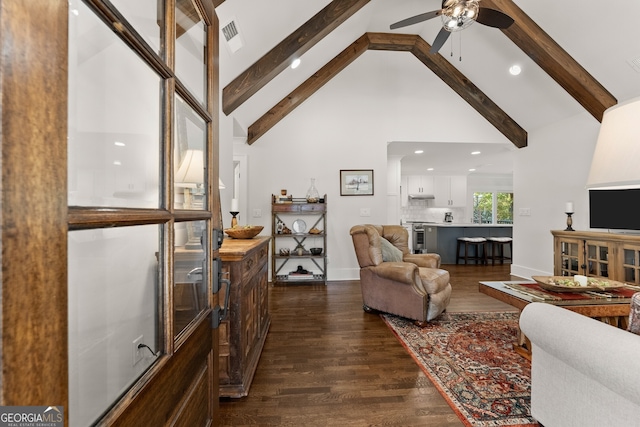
[221,19,244,54]
[627,56,640,73]
[221,21,238,42]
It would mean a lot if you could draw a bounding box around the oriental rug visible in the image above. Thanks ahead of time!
[382,312,539,427]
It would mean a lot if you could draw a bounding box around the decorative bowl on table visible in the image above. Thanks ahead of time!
[224,225,264,239]
[310,247,323,255]
[531,275,625,293]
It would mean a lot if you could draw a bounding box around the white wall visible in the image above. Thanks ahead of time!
[231,98,391,280]
[223,51,602,282]
[511,112,600,278]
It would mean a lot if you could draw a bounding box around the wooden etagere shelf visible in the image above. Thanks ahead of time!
[271,194,327,285]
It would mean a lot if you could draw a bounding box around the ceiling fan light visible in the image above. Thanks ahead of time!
[463,2,479,20]
[444,17,458,29]
[441,0,478,32]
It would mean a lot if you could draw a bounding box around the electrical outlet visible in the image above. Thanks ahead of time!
[360,208,371,217]
[519,208,531,216]
[133,335,144,366]
[253,208,262,217]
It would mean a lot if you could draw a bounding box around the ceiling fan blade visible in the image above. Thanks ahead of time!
[476,7,514,29]
[429,27,451,54]
[390,10,441,30]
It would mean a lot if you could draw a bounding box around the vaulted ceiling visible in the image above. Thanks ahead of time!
[215,0,640,151]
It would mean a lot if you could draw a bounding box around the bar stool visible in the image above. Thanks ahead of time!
[487,237,513,264]
[456,237,487,265]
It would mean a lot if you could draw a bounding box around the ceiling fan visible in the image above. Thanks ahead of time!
[390,0,514,54]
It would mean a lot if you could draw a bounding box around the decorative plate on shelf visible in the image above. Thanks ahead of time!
[292,219,306,234]
[531,276,625,292]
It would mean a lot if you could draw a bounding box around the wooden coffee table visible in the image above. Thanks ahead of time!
[479,280,636,359]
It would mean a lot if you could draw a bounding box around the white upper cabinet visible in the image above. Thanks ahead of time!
[434,176,467,207]
[406,175,434,195]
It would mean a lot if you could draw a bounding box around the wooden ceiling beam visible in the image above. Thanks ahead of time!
[482,0,616,121]
[222,0,370,115]
[366,32,417,51]
[248,32,527,148]
[247,34,370,144]
[410,36,527,148]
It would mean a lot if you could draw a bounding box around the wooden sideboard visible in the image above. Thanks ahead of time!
[219,236,271,397]
[552,230,640,285]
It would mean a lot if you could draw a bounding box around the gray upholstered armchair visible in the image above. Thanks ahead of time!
[350,224,451,324]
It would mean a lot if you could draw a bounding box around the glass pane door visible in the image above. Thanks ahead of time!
[560,240,580,276]
[68,225,162,426]
[623,245,640,285]
[68,0,161,209]
[586,241,609,277]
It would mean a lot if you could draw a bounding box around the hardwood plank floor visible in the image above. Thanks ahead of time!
[219,264,519,426]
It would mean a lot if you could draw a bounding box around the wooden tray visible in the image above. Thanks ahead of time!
[531,276,625,293]
[224,226,264,239]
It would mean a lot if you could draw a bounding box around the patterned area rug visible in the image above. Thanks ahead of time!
[383,312,539,427]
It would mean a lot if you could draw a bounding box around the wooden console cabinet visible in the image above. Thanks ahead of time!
[219,236,270,397]
[552,230,640,285]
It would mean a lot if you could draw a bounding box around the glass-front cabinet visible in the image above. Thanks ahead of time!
[622,244,640,285]
[558,238,581,276]
[553,231,640,286]
[67,0,220,425]
[586,240,610,278]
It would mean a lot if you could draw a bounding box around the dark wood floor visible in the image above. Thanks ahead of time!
[218,264,518,426]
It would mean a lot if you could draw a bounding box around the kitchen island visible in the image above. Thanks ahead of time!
[406,222,512,264]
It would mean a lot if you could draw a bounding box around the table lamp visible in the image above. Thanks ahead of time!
[176,149,204,248]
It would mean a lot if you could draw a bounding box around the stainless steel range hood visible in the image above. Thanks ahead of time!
[408,194,435,200]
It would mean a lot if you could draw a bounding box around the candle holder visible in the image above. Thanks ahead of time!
[230,211,239,228]
[565,212,574,231]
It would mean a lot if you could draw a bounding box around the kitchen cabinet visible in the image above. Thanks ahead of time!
[435,225,512,264]
[401,176,408,207]
[434,175,467,207]
[406,175,434,196]
[552,230,640,285]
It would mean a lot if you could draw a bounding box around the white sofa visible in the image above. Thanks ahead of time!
[520,303,640,427]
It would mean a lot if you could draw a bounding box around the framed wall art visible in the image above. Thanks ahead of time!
[340,169,374,196]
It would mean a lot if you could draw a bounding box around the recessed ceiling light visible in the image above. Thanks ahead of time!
[114,141,126,147]
[427,167,434,171]
[471,151,481,155]
[414,150,424,154]
[509,65,521,76]
[468,168,476,172]
[113,160,122,166]
[291,58,301,69]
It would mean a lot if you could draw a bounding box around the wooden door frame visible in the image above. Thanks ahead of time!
[1,1,221,425]
[1,0,69,408]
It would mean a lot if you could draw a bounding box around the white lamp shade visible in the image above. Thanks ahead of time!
[587,96,640,189]
[175,149,204,185]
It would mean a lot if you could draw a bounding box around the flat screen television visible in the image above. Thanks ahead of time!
[589,189,640,231]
